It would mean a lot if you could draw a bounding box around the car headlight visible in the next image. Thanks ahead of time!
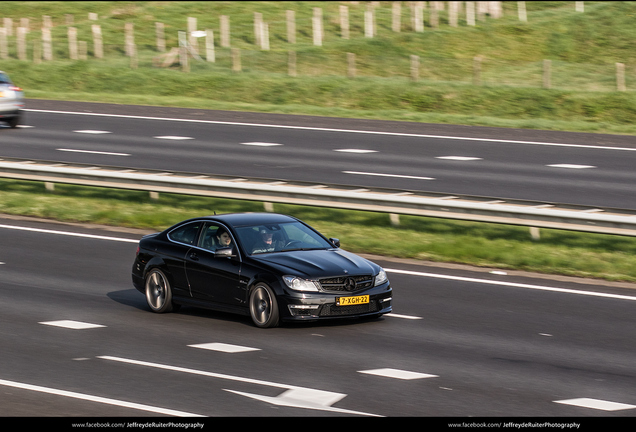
[374,268,388,286]
[283,275,320,292]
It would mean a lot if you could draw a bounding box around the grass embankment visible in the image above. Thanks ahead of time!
[2,2,636,282]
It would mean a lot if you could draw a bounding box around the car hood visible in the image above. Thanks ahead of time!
[251,249,379,278]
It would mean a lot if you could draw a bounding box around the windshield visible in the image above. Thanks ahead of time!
[235,221,334,255]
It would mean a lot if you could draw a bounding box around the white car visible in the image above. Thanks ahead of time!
[0,71,24,128]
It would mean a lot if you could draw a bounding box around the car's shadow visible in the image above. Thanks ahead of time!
[107,289,386,329]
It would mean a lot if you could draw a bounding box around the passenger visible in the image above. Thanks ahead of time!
[251,228,279,254]
[216,227,232,248]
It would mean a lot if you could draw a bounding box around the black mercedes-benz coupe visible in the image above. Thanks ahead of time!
[132,213,392,327]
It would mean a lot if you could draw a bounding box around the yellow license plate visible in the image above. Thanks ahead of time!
[337,295,369,306]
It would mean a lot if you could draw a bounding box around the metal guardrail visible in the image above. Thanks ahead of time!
[2,157,636,236]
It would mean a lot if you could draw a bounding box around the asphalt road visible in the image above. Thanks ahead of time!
[1,216,635,419]
[2,99,636,209]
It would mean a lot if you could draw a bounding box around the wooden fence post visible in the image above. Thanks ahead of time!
[411,55,419,81]
[392,2,401,32]
[449,1,459,27]
[616,62,626,91]
[347,52,356,78]
[254,12,262,47]
[206,29,215,62]
[518,1,527,22]
[156,22,165,52]
[365,4,375,38]
[188,17,198,54]
[467,1,476,26]
[340,5,349,39]
[286,10,296,44]
[42,27,53,60]
[125,22,134,57]
[17,27,27,60]
[543,59,551,89]
[232,48,241,72]
[220,15,230,48]
[68,27,78,60]
[0,28,7,59]
[92,25,103,58]
[313,8,323,46]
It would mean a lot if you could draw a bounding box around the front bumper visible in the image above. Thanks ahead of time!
[280,283,393,322]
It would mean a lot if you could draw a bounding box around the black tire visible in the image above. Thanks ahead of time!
[145,268,175,313]
[249,283,280,328]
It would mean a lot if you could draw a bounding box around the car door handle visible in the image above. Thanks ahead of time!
[189,252,199,261]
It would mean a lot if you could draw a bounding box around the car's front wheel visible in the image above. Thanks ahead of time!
[145,268,176,313]
[249,283,279,328]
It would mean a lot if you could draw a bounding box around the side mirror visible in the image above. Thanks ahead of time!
[214,247,235,258]
[329,238,340,248]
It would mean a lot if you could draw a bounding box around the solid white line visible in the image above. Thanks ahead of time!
[0,224,139,243]
[344,171,435,180]
[0,378,203,416]
[386,268,636,301]
[57,148,130,156]
[24,108,636,152]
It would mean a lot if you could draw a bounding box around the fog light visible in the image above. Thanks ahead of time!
[288,304,320,316]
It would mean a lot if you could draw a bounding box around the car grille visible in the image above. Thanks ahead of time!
[319,300,379,317]
[318,275,373,293]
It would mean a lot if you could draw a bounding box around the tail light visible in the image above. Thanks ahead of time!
[9,86,22,92]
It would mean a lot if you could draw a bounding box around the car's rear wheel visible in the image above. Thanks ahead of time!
[249,283,279,328]
[145,268,175,313]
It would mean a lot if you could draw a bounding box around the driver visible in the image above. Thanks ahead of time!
[251,227,280,254]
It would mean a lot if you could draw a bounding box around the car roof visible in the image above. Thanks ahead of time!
[180,213,299,228]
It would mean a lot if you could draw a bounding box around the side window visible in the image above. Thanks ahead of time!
[198,222,234,251]
[199,223,221,251]
[169,222,201,246]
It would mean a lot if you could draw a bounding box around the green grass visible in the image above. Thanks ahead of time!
[3,179,636,283]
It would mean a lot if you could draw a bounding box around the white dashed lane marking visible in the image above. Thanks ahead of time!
[334,149,378,153]
[241,142,283,147]
[73,130,111,134]
[153,136,194,140]
[436,156,483,161]
[547,164,596,169]
[555,398,636,411]
[358,368,438,380]
[343,171,435,181]
[189,343,261,353]
[57,148,130,156]
[39,320,106,330]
